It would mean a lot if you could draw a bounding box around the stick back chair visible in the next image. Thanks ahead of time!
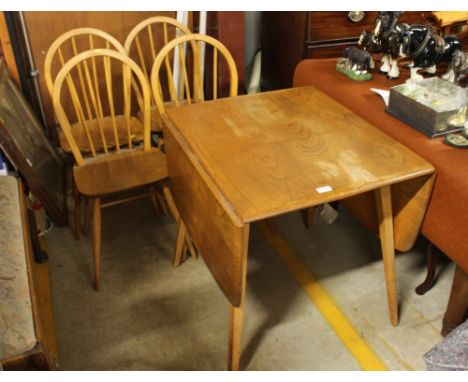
[150,33,238,266]
[151,33,238,113]
[124,16,192,132]
[52,49,171,290]
[45,28,133,241]
[44,28,132,154]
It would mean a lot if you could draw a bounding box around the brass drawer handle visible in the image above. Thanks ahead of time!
[348,11,366,23]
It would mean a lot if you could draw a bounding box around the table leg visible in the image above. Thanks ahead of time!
[172,220,186,267]
[227,223,249,371]
[228,301,245,371]
[375,185,398,326]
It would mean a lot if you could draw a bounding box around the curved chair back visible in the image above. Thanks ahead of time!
[52,49,151,166]
[150,33,238,115]
[44,28,126,98]
[124,16,192,81]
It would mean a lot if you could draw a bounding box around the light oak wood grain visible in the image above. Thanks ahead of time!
[151,33,238,114]
[124,17,192,133]
[73,149,167,197]
[341,173,435,252]
[163,123,249,307]
[165,86,434,224]
[162,85,435,369]
[228,302,245,371]
[375,185,398,326]
[152,33,239,268]
[23,11,175,130]
[53,49,151,165]
[52,49,172,290]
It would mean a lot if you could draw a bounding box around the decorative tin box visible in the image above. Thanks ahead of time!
[386,77,468,138]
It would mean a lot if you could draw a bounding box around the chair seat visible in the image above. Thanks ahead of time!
[59,115,145,154]
[138,106,162,133]
[73,148,168,197]
[137,101,189,133]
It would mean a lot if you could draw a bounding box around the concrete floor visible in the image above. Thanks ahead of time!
[44,197,454,370]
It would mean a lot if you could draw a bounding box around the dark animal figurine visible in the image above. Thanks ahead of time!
[373,11,410,79]
[358,30,381,57]
[342,46,374,73]
[442,49,468,85]
[400,24,463,83]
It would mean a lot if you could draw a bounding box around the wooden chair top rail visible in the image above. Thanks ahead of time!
[123,16,192,56]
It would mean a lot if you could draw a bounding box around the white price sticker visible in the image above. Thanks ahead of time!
[316,185,333,193]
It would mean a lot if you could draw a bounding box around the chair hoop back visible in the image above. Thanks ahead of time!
[124,16,192,57]
[150,33,238,115]
[124,16,192,109]
[44,28,126,98]
[52,49,151,166]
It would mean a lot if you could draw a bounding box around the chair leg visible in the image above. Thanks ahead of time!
[162,185,180,221]
[186,235,198,260]
[265,218,276,234]
[155,191,169,216]
[300,207,314,229]
[150,192,160,216]
[82,198,92,236]
[72,179,81,240]
[173,220,186,267]
[415,242,437,295]
[93,198,101,291]
[164,184,197,263]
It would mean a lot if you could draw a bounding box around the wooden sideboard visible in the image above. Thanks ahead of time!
[261,11,430,91]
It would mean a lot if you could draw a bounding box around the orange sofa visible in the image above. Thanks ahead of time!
[293,58,468,334]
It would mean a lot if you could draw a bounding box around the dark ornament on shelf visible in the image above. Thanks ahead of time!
[399,24,463,83]
[336,46,373,81]
[372,11,410,79]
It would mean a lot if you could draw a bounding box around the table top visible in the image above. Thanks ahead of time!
[164,86,434,224]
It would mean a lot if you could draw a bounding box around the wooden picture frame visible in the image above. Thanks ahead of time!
[0,59,67,226]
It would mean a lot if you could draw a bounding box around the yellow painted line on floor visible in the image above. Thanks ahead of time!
[258,221,388,371]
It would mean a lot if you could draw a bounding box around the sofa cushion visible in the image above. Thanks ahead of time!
[424,319,468,371]
[0,176,36,359]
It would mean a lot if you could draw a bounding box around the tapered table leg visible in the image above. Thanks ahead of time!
[173,220,186,267]
[375,185,398,326]
[228,302,245,371]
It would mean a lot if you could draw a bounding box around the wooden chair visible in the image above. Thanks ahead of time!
[52,49,173,290]
[44,28,130,240]
[124,16,192,132]
[45,28,129,153]
[150,33,238,266]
